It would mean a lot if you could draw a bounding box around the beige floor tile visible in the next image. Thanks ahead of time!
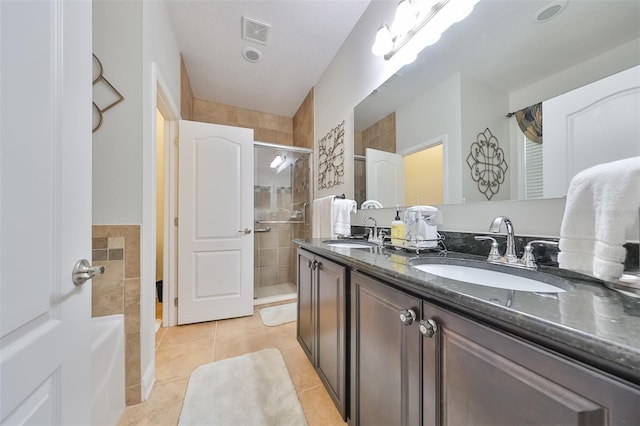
[215,312,264,337]
[117,377,188,426]
[281,346,323,393]
[157,321,215,348]
[155,338,214,383]
[213,325,273,361]
[298,384,347,426]
[119,301,344,426]
[265,321,299,351]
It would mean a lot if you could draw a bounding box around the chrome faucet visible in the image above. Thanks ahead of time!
[489,216,518,263]
[362,216,378,243]
[480,216,559,270]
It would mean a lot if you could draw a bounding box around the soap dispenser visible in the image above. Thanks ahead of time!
[390,205,405,247]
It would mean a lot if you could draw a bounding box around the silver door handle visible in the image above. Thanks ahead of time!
[72,259,105,286]
[238,228,252,234]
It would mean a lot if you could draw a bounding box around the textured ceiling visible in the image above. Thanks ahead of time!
[165,0,370,117]
[165,0,640,122]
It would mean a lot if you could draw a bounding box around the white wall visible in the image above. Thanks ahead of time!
[460,74,510,203]
[314,0,407,200]
[93,0,181,402]
[396,73,461,203]
[93,0,144,224]
[140,0,182,401]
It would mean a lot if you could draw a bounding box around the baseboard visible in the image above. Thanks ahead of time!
[141,360,155,401]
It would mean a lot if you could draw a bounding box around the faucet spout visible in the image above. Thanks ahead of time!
[362,216,378,243]
[489,216,517,262]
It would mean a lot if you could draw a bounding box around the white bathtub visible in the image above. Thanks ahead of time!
[91,314,125,426]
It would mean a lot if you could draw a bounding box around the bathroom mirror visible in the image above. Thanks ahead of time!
[353,0,640,208]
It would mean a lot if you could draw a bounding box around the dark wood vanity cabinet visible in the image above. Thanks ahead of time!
[350,271,422,426]
[350,271,640,426]
[296,249,347,419]
[424,300,640,425]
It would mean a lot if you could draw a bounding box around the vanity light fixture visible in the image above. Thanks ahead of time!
[269,155,286,169]
[371,0,480,64]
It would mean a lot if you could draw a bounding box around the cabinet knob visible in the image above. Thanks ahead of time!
[307,260,313,269]
[419,319,438,338]
[313,260,321,270]
[399,309,416,326]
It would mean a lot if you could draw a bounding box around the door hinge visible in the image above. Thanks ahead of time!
[174,217,178,227]
[174,297,178,307]
[174,137,179,147]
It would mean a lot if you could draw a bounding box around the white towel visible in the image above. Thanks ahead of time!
[312,196,334,239]
[558,156,640,282]
[333,199,357,237]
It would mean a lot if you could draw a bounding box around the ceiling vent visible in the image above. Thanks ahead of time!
[242,16,271,45]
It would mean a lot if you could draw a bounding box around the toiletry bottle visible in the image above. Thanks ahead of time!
[390,205,405,247]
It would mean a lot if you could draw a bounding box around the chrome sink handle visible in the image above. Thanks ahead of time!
[522,240,559,269]
[474,236,502,262]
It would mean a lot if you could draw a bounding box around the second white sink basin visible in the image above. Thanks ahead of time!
[412,263,566,293]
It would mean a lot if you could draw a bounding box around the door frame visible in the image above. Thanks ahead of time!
[141,62,180,400]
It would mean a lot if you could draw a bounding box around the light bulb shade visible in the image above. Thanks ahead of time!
[270,155,285,168]
[371,23,393,56]
[440,0,479,24]
[391,0,418,36]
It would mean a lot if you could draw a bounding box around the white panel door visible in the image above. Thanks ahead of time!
[178,120,254,324]
[543,65,640,198]
[366,148,406,207]
[1,1,92,425]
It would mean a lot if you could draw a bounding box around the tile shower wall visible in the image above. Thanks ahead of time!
[92,225,141,406]
[355,111,396,155]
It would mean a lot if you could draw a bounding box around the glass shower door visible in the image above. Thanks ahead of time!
[253,143,311,304]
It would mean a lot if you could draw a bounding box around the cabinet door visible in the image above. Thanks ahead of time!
[351,272,421,426]
[316,257,347,418]
[297,249,315,360]
[423,301,640,426]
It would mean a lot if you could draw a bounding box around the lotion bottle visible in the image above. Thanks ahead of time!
[390,205,405,247]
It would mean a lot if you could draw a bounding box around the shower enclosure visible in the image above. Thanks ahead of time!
[254,142,312,304]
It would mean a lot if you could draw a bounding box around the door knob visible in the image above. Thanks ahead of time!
[239,228,252,234]
[419,319,438,337]
[399,309,416,325]
[72,259,105,286]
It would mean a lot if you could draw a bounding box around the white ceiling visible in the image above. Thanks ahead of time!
[165,0,640,122]
[165,0,370,118]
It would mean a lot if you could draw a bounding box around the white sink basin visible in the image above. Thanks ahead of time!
[322,240,375,249]
[412,264,566,293]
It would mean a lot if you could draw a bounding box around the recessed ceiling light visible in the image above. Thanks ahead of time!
[242,46,263,63]
[535,0,568,23]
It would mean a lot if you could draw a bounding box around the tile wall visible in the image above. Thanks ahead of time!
[192,99,294,146]
[293,89,314,149]
[92,224,141,406]
[355,111,396,155]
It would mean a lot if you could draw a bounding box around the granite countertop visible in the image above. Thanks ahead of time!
[295,238,640,385]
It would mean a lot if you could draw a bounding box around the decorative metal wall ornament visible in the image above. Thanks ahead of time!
[466,128,508,200]
[318,120,345,189]
[92,54,125,133]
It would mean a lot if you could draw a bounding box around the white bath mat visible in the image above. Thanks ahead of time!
[259,302,297,327]
[178,348,307,426]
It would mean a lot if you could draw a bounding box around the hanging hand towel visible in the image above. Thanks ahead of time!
[312,196,335,239]
[558,156,640,283]
[333,199,357,237]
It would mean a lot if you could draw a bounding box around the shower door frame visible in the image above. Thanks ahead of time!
[253,141,313,304]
